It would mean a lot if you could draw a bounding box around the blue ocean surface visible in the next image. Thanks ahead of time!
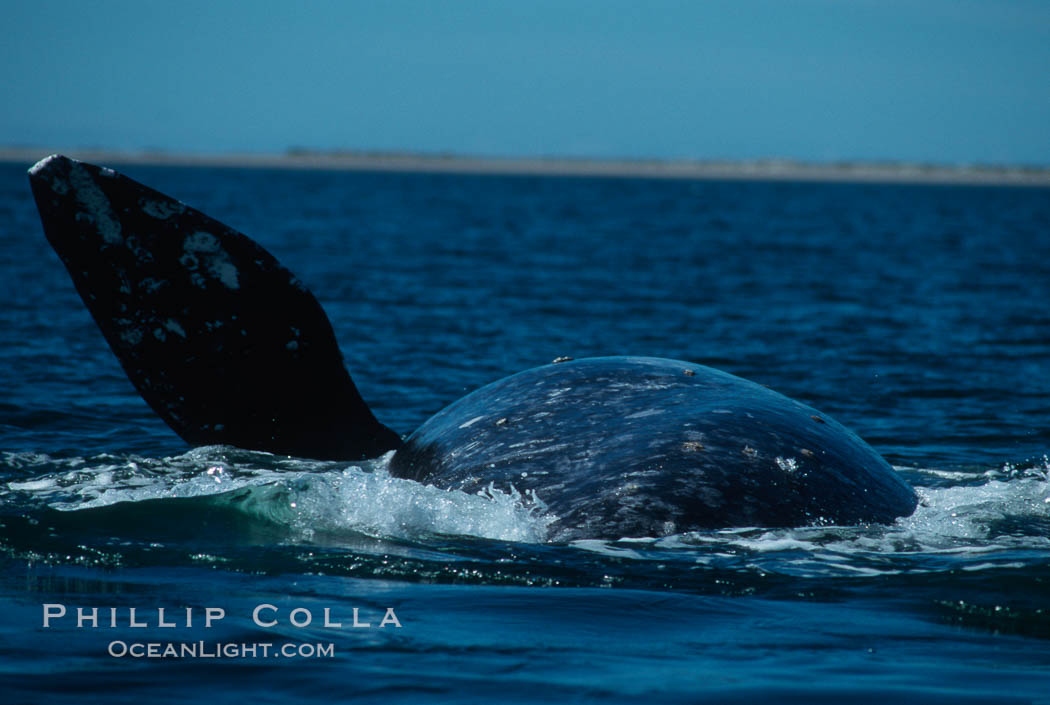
[1,161,1049,703]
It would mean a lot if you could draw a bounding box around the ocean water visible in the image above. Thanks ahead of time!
[1,161,1049,703]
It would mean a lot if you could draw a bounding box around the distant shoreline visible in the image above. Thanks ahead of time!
[3,147,1049,187]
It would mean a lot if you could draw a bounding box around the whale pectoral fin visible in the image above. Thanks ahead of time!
[28,155,401,460]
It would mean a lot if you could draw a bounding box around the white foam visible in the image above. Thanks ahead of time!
[274,464,552,543]
[899,473,1050,540]
[7,477,56,491]
[5,451,1048,559]
[3,448,553,544]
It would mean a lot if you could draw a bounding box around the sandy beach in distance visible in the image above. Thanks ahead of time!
[3,146,1049,187]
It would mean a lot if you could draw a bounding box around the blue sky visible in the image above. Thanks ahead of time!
[3,0,1048,165]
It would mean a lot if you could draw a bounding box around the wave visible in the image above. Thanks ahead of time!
[3,448,1048,578]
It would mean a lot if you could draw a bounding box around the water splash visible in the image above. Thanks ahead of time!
[4,450,1048,571]
[2,446,554,544]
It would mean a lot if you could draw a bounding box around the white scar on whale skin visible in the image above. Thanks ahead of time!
[183,231,240,290]
[28,156,55,176]
[29,156,69,194]
[68,162,123,245]
[119,328,143,346]
[164,319,187,338]
[459,415,485,429]
[141,198,185,220]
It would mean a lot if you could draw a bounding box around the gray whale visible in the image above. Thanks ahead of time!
[28,155,917,539]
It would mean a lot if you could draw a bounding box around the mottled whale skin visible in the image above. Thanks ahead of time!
[390,357,916,539]
[28,155,918,540]
[28,154,400,460]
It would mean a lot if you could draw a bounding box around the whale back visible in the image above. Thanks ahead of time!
[390,357,917,540]
[28,155,401,459]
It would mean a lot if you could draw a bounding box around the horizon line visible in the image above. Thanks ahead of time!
[3,146,1049,188]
